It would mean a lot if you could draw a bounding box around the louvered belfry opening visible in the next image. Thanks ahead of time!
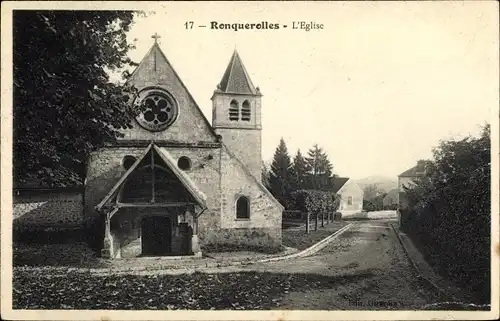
[241,100,251,121]
[229,99,239,121]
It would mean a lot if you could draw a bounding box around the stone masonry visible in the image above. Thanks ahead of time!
[83,40,283,258]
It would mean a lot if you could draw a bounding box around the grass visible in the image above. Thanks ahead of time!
[282,220,348,250]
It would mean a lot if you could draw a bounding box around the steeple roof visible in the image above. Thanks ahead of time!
[218,50,258,95]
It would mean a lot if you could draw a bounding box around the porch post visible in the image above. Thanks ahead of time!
[101,207,119,259]
[191,209,201,256]
[101,211,114,258]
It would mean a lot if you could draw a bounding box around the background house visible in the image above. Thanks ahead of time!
[398,160,428,209]
[383,188,399,209]
[332,177,364,217]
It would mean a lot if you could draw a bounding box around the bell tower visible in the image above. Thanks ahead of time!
[211,50,263,179]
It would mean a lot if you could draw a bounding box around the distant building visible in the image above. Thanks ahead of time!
[383,188,399,208]
[398,160,429,209]
[332,177,364,216]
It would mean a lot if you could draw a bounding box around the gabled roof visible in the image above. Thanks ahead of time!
[95,143,207,212]
[398,160,429,177]
[218,50,258,95]
[383,188,399,200]
[331,177,350,193]
[127,42,219,140]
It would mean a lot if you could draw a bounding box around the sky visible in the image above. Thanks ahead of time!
[116,1,498,180]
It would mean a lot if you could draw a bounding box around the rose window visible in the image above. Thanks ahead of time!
[134,88,178,132]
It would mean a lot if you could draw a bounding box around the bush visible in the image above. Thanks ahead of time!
[384,204,398,210]
[333,212,342,221]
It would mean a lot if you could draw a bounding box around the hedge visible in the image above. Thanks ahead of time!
[282,210,304,220]
[289,190,340,217]
[400,126,490,304]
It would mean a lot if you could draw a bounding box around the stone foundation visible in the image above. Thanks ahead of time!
[200,227,282,253]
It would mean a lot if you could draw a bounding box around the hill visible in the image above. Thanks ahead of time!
[355,176,398,194]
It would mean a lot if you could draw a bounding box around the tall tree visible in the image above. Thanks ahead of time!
[269,138,293,205]
[292,149,310,191]
[305,144,334,190]
[13,10,143,187]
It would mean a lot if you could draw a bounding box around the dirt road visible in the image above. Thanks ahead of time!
[240,219,443,310]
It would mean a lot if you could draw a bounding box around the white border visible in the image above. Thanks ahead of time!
[1,1,499,320]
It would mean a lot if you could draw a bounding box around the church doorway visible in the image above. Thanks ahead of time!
[141,216,172,256]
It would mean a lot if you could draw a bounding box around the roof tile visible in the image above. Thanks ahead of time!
[218,50,257,95]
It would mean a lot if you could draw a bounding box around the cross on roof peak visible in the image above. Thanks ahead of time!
[151,32,161,43]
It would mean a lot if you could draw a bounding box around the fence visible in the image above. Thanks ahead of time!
[282,210,342,233]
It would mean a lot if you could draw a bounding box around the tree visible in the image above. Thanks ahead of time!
[305,144,335,190]
[363,192,386,211]
[403,124,490,303]
[261,161,271,190]
[268,138,293,206]
[363,184,380,201]
[292,149,310,191]
[13,11,144,187]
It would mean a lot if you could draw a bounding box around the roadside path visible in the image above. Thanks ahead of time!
[237,219,444,309]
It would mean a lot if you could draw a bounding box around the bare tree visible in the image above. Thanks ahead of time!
[363,184,380,201]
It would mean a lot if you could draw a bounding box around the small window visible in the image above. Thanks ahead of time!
[241,100,251,121]
[236,196,250,219]
[229,100,239,121]
[122,155,137,170]
[347,196,353,205]
[177,156,191,171]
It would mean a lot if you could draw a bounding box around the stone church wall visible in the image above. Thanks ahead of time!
[158,146,223,234]
[85,146,223,221]
[199,147,282,252]
[85,147,146,224]
[122,43,217,143]
[13,190,84,229]
[215,128,262,180]
[84,145,223,253]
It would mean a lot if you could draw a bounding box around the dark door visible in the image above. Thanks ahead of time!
[141,216,172,256]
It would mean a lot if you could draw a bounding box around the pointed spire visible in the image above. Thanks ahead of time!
[218,50,258,95]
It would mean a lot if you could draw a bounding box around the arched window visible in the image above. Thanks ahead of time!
[347,196,353,205]
[241,100,251,121]
[236,196,250,219]
[229,100,239,121]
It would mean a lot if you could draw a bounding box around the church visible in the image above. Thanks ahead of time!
[83,37,284,258]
